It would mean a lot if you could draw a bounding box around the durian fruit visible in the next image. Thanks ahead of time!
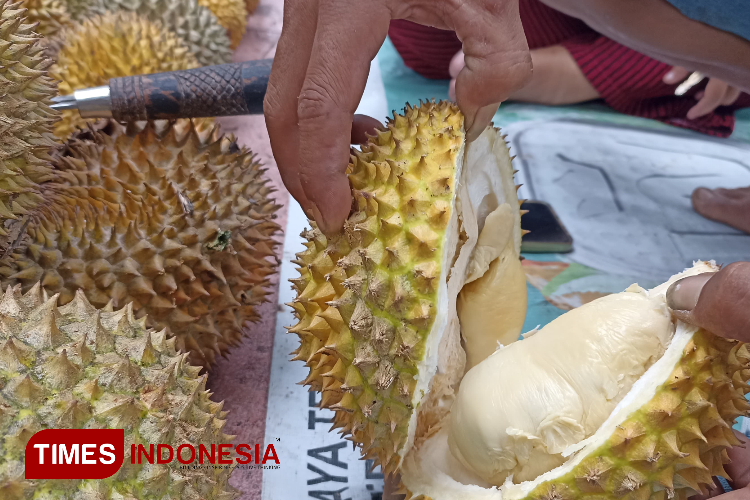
[0,119,281,368]
[288,100,527,474]
[49,11,199,139]
[20,0,72,36]
[0,283,240,499]
[401,261,750,500]
[60,0,103,20]
[100,0,233,67]
[0,0,59,252]
[197,0,246,49]
[288,100,750,500]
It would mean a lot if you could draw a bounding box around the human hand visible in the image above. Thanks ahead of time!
[264,0,532,236]
[666,262,750,342]
[663,67,742,119]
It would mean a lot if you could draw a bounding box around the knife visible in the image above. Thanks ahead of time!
[51,59,273,120]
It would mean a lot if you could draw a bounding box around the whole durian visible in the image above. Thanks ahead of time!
[288,100,750,500]
[0,283,240,499]
[98,0,233,67]
[0,0,59,253]
[20,0,72,36]
[197,0,246,48]
[0,119,281,368]
[49,11,199,139]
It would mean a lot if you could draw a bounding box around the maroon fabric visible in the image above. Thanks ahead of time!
[387,0,750,137]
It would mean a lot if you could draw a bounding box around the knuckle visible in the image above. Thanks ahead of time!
[263,81,289,123]
[297,79,339,124]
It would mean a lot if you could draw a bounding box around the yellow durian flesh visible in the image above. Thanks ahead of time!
[399,261,750,500]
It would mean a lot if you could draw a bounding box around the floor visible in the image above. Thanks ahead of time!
[204,1,287,499]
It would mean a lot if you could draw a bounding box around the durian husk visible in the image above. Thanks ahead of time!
[98,0,233,67]
[0,119,281,368]
[289,101,467,475]
[197,0,246,48]
[20,0,72,36]
[49,11,200,140]
[0,0,60,254]
[0,283,241,500]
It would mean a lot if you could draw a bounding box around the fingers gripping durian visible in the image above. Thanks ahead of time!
[288,101,750,500]
[0,283,240,499]
[288,101,527,474]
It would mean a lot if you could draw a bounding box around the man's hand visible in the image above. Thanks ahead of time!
[667,262,750,342]
[663,67,742,119]
[264,0,532,236]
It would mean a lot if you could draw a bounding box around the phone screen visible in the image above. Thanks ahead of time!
[519,201,574,254]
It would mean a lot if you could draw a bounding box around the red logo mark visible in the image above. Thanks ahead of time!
[25,429,124,479]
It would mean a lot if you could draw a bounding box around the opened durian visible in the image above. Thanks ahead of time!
[49,11,199,139]
[197,0,246,48]
[288,100,527,474]
[288,100,750,500]
[0,283,240,499]
[0,119,281,368]
[0,0,59,252]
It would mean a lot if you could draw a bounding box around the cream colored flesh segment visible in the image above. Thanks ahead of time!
[457,205,527,369]
[401,262,717,499]
[405,128,518,459]
[450,287,674,485]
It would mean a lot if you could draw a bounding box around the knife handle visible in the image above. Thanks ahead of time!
[109,59,272,121]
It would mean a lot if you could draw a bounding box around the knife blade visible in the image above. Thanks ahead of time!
[51,59,273,121]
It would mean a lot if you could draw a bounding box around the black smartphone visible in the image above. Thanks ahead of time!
[519,201,574,253]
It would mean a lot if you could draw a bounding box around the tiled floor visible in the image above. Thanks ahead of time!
[205,1,287,499]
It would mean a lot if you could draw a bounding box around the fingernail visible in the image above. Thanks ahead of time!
[666,272,715,311]
[664,70,675,83]
[466,103,499,142]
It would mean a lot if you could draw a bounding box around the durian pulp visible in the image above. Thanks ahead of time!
[457,203,527,370]
[399,262,718,500]
[449,285,674,485]
[406,126,524,458]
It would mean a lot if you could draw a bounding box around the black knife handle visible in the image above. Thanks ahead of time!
[109,59,272,121]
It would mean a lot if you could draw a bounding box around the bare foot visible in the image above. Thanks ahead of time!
[692,186,750,234]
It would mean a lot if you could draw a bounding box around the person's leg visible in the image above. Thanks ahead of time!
[692,187,750,234]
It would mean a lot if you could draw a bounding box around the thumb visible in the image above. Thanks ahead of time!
[450,0,531,142]
[666,262,750,341]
